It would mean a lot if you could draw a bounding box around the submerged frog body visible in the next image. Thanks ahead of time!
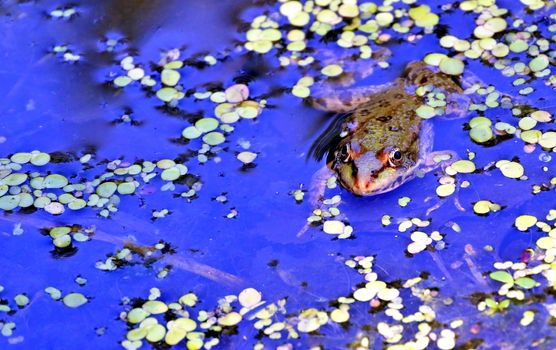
[309,61,468,197]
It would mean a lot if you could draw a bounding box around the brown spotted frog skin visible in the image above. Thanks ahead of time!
[309,61,468,199]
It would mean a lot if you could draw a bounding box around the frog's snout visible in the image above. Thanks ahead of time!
[352,154,383,195]
[353,177,376,195]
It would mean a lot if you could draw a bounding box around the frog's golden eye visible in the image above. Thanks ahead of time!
[338,143,351,163]
[388,148,402,166]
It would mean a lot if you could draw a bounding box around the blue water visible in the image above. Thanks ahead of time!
[0,0,555,349]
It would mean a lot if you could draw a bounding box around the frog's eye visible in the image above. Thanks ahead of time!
[338,143,351,163]
[388,148,402,166]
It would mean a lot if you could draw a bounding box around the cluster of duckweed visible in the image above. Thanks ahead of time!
[289,186,307,203]
[414,83,451,119]
[120,287,264,349]
[431,154,470,198]
[52,44,81,63]
[422,53,464,76]
[342,255,463,349]
[95,241,173,278]
[468,116,496,144]
[397,196,411,207]
[43,285,89,308]
[306,177,355,239]
[0,285,28,339]
[113,56,157,89]
[182,84,266,166]
[477,209,556,316]
[0,151,199,217]
[1,285,88,341]
[185,84,266,165]
[433,1,555,89]
[49,6,77,20]
[46,225,92,251]
[515,109,556,152]
[383,215,449,254]
[112,51,226,107]
[241,0,450,105]
[118,256,469,349]
[99,35,126,53]
[192,84,265,122]
[472,200,502,215]
[463,81,555,151]
[291,76,315,98]
[244,0,441,61]
[437,149,531,202]
[111,50,267,165]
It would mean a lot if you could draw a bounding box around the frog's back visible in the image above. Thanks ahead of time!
[349,84,422,156]
[347,61,464,150]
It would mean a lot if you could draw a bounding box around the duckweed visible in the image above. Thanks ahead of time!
[438,57,464,76]
[62,292,88,308]
[450,160,476,173]
[321,64,343,77]
[237,151,257,164]
[436,183,455,197]
[496,160,524,179]
[515,214,537,231]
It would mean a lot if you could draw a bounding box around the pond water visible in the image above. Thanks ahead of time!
[0,0,555,349]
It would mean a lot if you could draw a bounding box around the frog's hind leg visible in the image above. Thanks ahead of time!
[405,61,473,120]
[307,49,393,113]
[308,84,394,113]
[319,47,392,87]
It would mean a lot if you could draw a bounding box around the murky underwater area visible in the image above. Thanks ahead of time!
[0,0,555,349]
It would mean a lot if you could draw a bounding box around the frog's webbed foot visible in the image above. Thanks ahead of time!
[441,68,487,120]
[423,150,466,216]
[422,150,459,174]
[444,93,472,120]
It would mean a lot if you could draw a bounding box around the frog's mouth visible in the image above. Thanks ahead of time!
[352,169,397,196]
[347,165,418,196]
[352,174,409,196]
[339,153,401,196]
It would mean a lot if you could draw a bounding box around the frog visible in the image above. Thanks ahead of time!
[307,60,470,202]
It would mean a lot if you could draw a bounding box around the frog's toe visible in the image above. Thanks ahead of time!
[423,150,459,173]
[444,93,472,119]
[309,190,324,207]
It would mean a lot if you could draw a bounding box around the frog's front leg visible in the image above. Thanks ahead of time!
[309,165,334,206]
[421,150,467,215]
[297,166,336,238]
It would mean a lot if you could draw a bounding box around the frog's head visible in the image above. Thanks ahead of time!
[330,134,419,196]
